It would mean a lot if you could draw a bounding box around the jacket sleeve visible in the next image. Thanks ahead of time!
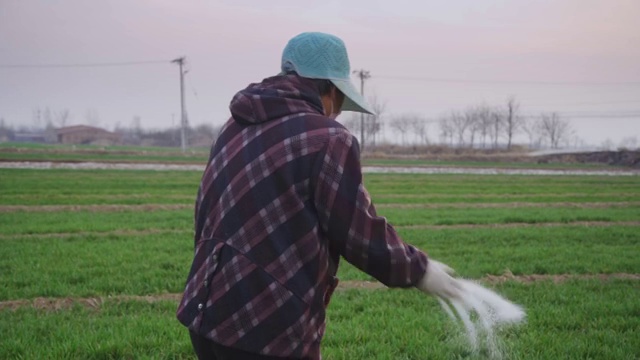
[312,130,427,287]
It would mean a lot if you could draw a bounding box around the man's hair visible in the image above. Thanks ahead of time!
[284,71,334,96]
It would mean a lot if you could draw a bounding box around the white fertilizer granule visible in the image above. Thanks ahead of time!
[437,279,526,358]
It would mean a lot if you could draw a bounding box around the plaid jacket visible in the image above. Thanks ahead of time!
[177,75,428,359]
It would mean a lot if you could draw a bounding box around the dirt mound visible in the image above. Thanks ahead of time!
[538,150,640,168]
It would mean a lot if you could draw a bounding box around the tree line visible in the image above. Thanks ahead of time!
[343,96,586,150]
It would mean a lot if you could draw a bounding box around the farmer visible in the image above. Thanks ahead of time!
[177,32,459,360]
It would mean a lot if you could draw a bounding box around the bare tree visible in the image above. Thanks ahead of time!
[43,108,53,128]
[449,111,473,147]
[503,96,523,150]
[54,109,71,128]
[341,113,361,138]
[521,117,544,149]
[408,115,430,145]
[438,116,454,146]
[489,109,503,149]
[601,138,614,151]
[463,107,482,147]
[619,136,638,150]
[85,108,101,127]
[475,105,493,148]
[538,112,573,149]
[364,94,386,147]
[389,114,413,145]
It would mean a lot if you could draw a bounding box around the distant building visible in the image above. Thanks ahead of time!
[12,132,48,143]
[55,125,122,145]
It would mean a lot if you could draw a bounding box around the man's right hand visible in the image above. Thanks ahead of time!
[415,259,463,299]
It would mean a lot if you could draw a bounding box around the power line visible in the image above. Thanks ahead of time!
[522,113,640,119]
[374,75,640,86]
[0,60,172,69]
[525,100,640,107]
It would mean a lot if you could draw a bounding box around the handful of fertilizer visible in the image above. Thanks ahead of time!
[417,260,526,355]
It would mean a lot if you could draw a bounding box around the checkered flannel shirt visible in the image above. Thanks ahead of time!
[177,75,427,359]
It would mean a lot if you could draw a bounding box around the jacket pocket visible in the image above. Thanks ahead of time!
[177,238,225,332]
[200,244,315,353]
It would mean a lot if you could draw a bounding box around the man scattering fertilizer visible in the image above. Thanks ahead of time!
[177,32,524,360]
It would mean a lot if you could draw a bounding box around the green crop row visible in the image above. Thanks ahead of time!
[1,280,638,359]
[3,169,638,203]
[2,204,638,236]
[2,225,638,301]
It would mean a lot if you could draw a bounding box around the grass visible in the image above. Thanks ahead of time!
[0,210,192,235]
[0,232,193,300]
[1,226,638,301]
[1,281,638,359]
[2,169,639,206]
[2,204,638,236]
[0,166,639,359]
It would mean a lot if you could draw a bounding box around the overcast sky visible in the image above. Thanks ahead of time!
[1,0,639,147]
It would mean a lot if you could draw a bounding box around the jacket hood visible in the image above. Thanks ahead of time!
[229,75,325,125]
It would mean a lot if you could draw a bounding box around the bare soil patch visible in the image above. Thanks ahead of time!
[377,201,640,209]
[396,220,640,230]
[375,192,635,200]
[482,271,640,285]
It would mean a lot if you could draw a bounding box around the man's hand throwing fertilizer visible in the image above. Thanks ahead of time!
[417,259,526,354]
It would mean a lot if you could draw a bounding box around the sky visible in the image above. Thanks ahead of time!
[1,0,639,147]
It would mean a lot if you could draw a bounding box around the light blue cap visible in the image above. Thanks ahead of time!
[281,32,375,115]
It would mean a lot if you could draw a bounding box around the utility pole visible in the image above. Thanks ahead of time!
[353,69,370,152]
[172,57,188,152]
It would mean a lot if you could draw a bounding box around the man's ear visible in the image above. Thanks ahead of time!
[332,86,345,112]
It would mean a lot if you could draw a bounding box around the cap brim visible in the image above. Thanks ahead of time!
[330,79,375,115]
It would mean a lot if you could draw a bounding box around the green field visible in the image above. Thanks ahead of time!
[1,167,639,359]
[0,142,629,170]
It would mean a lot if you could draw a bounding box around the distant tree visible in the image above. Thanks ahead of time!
[538,112,573,149]
[619,136,638,150]
[438,115,454,146]
[601,138,614,151]
[571,136,586,148]
[489,109,503,149]
[522,118,544,149]
[85,109,101,127]
[463,107,482,147]
[409,115,430,145]
[54,109,71,128]
[475,105,493,148]
[365,94,387,147]
[449,111,473,147]
[43,107,53,128]
[341,113,361,139]
[389,114,413,145]
[503,96,523,150]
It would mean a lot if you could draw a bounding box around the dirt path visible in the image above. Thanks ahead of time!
[2,273,638,311]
